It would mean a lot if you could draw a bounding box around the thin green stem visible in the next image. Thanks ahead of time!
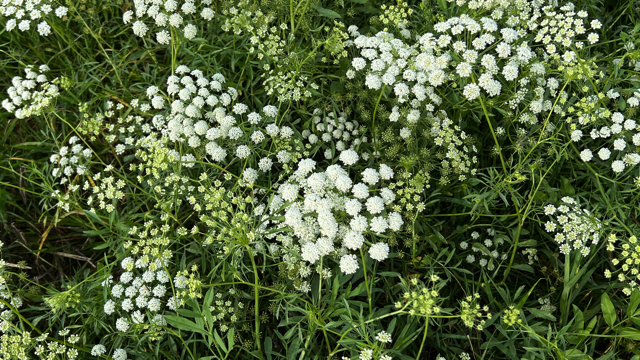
[416,319,429,360]
[360,248,373,314]
[371,85,386,153]
[247,245,264,359]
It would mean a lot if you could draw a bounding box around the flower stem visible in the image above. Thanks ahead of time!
[360,248,373,314]
[371,85,386,154]
[416,319,429,359]
[247,245,264,359]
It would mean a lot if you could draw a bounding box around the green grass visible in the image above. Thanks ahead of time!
[2,0,640,359]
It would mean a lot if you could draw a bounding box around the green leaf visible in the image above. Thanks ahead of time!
[527,308,557,321]
[204,287,214,309]
[84,210,105,225]
[510,264,534,273]
[214,330,228,353]
[619,96,627,111]
[227,327,234,352]
[560,176,575,196]
[177,309,202,318]
[348,282,367,298]
[377,271,401,277]
[265,336,273,360]
[313,5,341,18]
[517,240,537,248]
[83,229,109,236]
[164,315,209,336]
[628,289,640,317]
[471,242,492,256]
[563,348,591,360]
[618,327,640,340]
[93,241,116,250]
[601,293,616,328]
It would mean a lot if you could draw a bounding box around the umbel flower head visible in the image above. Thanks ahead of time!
[606,234,640,296]
[302,108,369,160]
[120,65,289,181]
[123,0,215,42]
[570,108,640,174]
[398,275,443,316]
[542,197,602,257]
[459,228,508,270]
[259,158,402,286]
[2,64,60,119]
[459,293,491,331]
[502,305,522,327]
[1,0,68,35]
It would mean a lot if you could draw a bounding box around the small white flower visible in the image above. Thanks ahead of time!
[613,138,626,151]
[598,148,611,160]
[369,243,389,261]
[365,196,385,214]
[339,254,359,275]
[463,83,481,100]
[55,7,69,18]
[343,230,364,250]
[339,149,359,165]
[612,160,625,173]
[580,149,593,162]
[361,168,379,185]
[202,8,215,21]
[18,20,30,32]
[91,345,107,356]
[571,130,582,142]
[113,348,127,360]
[183,24,197,39]
[132,21,148,37]
[123,10,134,24]
[115,318,130,332]
[156,30,171,45]
[376,330,392,343]
[37,21,51,36]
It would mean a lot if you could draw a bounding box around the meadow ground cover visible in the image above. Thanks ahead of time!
[1,0,640,359]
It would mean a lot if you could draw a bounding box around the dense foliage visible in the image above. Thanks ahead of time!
[1,0,640,359]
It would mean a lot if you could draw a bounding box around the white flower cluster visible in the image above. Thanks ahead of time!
[31,329,81,359]
[537,297,556,314]
[140,65,286,171]
[123,0,215,42]
[348,12,538,104]
[49,100,152,213]
[358,330,394,360]
[50,136,93,183]
[543,197,602,256]
[101,254,176,333]
[205,289,245,333]
[575,110,640,174]
[459,228,508,271]
[534,3,602,63]
[262,157,401,282]
[263,71,319,103]
[302,108,369,160]
[348,3,601,133]
[0,241,24,333]
[425,111,478,181]
[2,64,60,119]
[221,5,282,59]
[221,5,322,103]
[0,0,67,35]
[605,234,640,296]
[112,348,128,360]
